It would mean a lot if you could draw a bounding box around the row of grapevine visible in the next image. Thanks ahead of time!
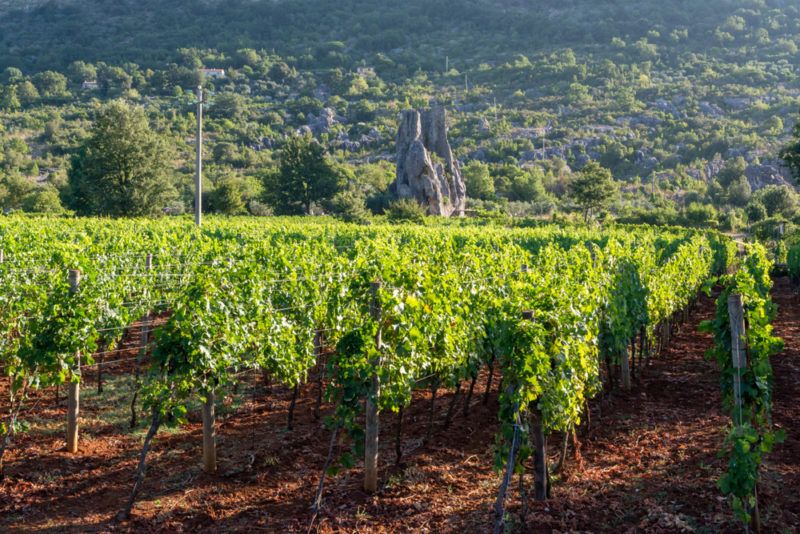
[702,243,783,530]
[0,216,730,525]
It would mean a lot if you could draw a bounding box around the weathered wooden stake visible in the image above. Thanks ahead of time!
[424,380,439,444]
[638,326,647,377]
[313,330,323,420]
[364,281,382,493]
[483,356,496,405]
[444,381,462,429]
[66,269,81,454]
[464,372,477,418]
[287,385,299,430]
[727,293,747,426]
[554,427,570,474]
[202,388,217,473]
[620,345,632,390]
[96,352,104,394]
[530,406,548,501]
[395,406,404,466]
[130,254,152,429]
[727,292,761,531]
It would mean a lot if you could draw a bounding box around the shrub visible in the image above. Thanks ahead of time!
[386,199,426,224]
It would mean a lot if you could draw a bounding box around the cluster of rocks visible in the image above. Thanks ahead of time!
[298,108,343,137]
[288,107,384,152]
[652,99,687,120]
[745,161,793,189]
[703,155,793,190]
[330,128,382,152]
[634,149,659,170]
[698,101,724,118]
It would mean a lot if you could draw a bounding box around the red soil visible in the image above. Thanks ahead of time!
[0,283,797,532]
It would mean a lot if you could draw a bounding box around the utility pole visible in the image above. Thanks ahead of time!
[465,74,469,94]
[543,121,552,160]
[541,128,546,160]
[445,55,449,72]
[195,85,204,227]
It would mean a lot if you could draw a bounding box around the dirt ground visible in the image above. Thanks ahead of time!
[0,283,798,533]
[760,276,800,529]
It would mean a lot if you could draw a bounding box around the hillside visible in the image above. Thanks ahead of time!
[0,0,799,225]
[1,1,796,72]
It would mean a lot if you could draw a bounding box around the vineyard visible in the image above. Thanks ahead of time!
[0,216,797,532]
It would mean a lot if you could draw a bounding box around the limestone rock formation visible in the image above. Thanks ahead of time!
[392,105,466,217]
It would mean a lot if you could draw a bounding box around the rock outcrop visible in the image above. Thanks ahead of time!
[745,159,794,190]
[392,105,466,217]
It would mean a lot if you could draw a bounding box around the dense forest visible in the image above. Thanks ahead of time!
[0,0,799,229]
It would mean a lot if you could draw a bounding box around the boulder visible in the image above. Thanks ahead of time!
[392,105,466,217]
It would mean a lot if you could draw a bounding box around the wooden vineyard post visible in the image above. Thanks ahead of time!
[66,269,81,454]
[364,281,382,493]
[727,292,761,532]
[727,293,746,426]
[313,329,323,420]
[638,326,647,375]
[620,342,632,390]
[530,406,548,501]
[130,254,152,429]
[202,388,217,473]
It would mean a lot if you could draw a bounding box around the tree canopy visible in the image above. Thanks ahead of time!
[569,162,617,222]
[66,100,176,216]
[264,134,343,215]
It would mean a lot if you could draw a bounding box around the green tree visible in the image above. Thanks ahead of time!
[387,198,426,224]
[1,67,23,85]
[745,200,767,222]
[684,202,718,227]
[569,162,618,221]
[208,176,247,215]
[213,142,240,166]
[264,134,342,215]
[236,48,261,68]
[716,157,747,188]
[508,168,547,202]
[327,187,370,222]
[463,161,495,200]
[33,71,68,98]
[98,65,133,97]
[751,185,797,218]
[66,100,175,216]
[210,93,246,120]
[22,187,63,213]
[67,61,97,84]
[16,81,39,105]
[0,172,35,210]
[268,62,294,84]
[726,175,752,207]
[0,85,20,111]
[781,119,800,183]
